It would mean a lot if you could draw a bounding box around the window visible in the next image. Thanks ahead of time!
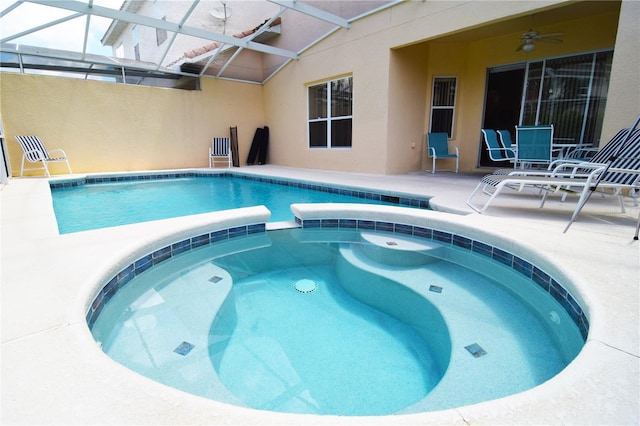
[308,76,353,148]
[156,17,168,46]
[430,77,457,137]
[132,25,140,61]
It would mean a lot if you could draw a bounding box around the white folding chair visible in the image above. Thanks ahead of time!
[209,137,232,168]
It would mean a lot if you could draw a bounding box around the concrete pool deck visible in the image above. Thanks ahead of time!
[1,165,639,425]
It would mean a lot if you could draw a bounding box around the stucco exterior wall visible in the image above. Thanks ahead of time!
[263,0,622,175]
[1,74,264,175]
[387,43,429,175]
[601,0,640,140]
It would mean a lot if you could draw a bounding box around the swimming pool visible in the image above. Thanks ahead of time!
[88,217,586,416]
[50,171,429,233]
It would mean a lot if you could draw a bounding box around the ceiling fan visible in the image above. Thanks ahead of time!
[516,16,563,52]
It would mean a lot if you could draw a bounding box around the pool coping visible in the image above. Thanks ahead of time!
[2,167,638,425]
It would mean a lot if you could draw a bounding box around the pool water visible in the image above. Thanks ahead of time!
[90,229,584,416]
[214,265,440,415]
[51,175,423,233]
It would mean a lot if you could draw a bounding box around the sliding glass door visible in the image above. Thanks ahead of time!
[521,51,613,146]
[480,50,614,167]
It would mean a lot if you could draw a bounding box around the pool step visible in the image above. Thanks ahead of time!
[354,232,445,267]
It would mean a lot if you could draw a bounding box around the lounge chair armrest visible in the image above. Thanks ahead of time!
[47,148,68,157]
[547,158,585,170]
[566,146,599,160]
[550,161,608,176]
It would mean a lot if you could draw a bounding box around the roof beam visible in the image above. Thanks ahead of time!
[0,1,23,19]
[268,0,350,28]
[156,0,200,71]
[216,7,287,78]
[81,0,93,59]
[24,0,299,59]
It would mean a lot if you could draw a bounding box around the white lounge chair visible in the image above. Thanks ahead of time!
[14,135,72,177]
[209,136,232,168]
[466,127,640,218]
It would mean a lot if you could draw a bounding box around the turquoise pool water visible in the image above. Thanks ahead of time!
[50,174,427,234]
[90,228,584,416]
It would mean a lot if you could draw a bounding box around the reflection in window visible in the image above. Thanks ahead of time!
[430,77,457,137]
[521,51,613,145]
[132,25,140,61]
[156,17,168,46]
[308,76,353,148]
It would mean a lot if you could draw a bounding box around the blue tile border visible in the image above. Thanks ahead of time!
[295,216,589,341]
[86,222,266,330]
[50,172,431,210]
[87,215,589,343]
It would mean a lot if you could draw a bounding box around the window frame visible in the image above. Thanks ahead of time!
[307,76,353,149]
[156,17,168,46]
[132,25,140,61]
[429,76,457,138]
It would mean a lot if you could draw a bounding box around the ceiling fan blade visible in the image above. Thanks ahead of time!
[537,37,563,44]
[536,32,564,38]
[517,26,563,51]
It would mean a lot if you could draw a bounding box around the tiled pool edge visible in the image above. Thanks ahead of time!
[50,171,431,210]
[86,217,588,342]
[85,222,266,329]
[294,216,589,341]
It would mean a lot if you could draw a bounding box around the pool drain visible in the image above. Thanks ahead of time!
[294,279,317,293]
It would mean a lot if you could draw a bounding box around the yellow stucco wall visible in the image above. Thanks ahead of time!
[601,0,640,140]
[387,43,429,175]
[1,74,265,176]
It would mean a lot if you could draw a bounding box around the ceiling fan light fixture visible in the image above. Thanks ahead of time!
[522,41,535,52]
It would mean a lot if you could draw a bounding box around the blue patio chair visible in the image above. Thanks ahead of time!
[426,132,459,174]
[514,125,554,169]
[481,129,515,163]
[497,130,517,157]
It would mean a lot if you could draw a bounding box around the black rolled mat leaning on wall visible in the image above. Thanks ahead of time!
[247,126,269,165]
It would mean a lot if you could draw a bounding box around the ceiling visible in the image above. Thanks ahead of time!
[433,0,620,44]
